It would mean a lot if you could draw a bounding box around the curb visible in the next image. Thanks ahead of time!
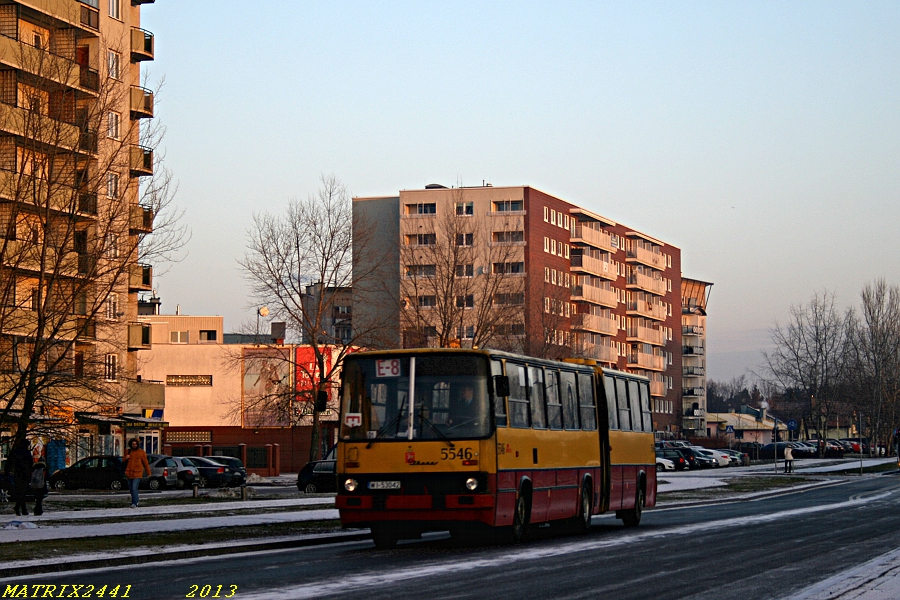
[0,531,371,579]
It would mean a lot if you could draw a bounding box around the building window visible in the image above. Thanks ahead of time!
[108,50,120,79]
[406,203,436,215]
[455,264,474,278]
[456,294,474,309]
[493,261,524,274]
[494,292,524,305]
[544,206,549,222]
[108,0,120,19]
[105,293,118,320]
[455,202,473,216]
[104,353,117,381]
[564,215,569,230]
[199,330,217,342]
[107,234,119,258]
[106,172,118,199]
[455,233,474,246]
[107,112,120,139]
[407,233,436,246]
[564,244,570,259]
[406,264,436,277]
[544,237,549,252]
[493,200,523,212]
[550,209,556,223]
[544,267,550,282]
[492,231,524,243]
[418,295,436,308]
[170,330,189,344]
[551,239,557,255]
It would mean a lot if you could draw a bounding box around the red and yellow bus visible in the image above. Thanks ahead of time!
[336,348,656,548]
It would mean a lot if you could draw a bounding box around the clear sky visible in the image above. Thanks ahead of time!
[140,2,900,381]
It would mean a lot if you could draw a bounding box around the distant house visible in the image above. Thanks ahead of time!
[707,405,788,445]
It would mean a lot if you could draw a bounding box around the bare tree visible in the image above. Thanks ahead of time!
[760,291,852,455]
[241,174,385,461]
[846,279,900,455]
[0,20,183,451]
[399,192,526,350]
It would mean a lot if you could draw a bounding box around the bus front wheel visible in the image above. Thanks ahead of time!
[370,523,399,549]
[621,486,644,527]
[511,491,531,543]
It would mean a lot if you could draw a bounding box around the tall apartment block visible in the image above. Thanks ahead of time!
[354,184,696,436]
[0,0,160,466]
[681,277,712,437]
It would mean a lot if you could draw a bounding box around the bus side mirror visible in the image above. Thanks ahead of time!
[315,391,328,412]
[493,375,510,397]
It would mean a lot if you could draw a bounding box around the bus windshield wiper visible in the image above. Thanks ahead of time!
[367,410,406,448]
[418,412,455,448]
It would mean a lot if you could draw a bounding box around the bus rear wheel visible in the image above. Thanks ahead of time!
[621,486,644,527]
[576,484,592,533]
[370,523,399,549]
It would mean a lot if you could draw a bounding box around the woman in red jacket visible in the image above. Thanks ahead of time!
[124,438,150,508]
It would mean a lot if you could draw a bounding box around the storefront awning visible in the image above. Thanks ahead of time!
[121,415,168,428]
[75,413,125,425]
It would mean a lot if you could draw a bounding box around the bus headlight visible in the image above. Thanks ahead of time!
[344,478,358,492]
[465,477,478,491]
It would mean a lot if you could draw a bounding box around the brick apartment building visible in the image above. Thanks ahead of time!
[353,184,703,436]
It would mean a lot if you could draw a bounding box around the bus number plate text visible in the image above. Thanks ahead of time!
[367,481,401,490]
[375,359,401,378]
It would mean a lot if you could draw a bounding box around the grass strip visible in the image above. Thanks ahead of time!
[1,520,344,563]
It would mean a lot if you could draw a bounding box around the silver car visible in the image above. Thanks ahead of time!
[171,457,200,489]
[144,454,179,490]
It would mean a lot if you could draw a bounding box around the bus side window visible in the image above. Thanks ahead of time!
[529,366,546,429]
[560,370,580,430]
[491,359,507,427]
[616,377,631,431]
[639,381,652,432]
[509,363,530,428]
[628,379,641,433]
[604,376,617,430]
[577,372,597,430]
[545,369,563,430]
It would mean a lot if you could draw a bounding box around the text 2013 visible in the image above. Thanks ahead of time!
[186,585,238,598]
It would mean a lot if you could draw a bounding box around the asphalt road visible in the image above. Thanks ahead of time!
[13,473,900,600]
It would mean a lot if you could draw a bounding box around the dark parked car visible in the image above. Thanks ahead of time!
[297,458,336,493]
[48,456,127,491]
[185,456,237,488]
[203,456,247,487]
[656,448,689,471]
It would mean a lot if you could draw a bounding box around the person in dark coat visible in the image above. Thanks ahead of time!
[30,459,47,516]
[4,440,33,516]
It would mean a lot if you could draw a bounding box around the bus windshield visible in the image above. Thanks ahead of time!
[340,354,491,441]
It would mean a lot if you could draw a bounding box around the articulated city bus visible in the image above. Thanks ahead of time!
[336,348,656,548]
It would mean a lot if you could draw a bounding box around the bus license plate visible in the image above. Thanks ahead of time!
[367,481,401,490]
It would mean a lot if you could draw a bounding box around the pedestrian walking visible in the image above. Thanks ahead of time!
[30,459,47,516]
[124,438,150,508]
[784,446,794,473]
[5,440,33,516]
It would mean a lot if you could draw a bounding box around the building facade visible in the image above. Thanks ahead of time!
[0,0,162,471]
[681,277,712,438]
[353,184,691,435]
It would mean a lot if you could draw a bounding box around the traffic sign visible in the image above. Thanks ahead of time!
[787,420,797,431]
[725,425,735,434]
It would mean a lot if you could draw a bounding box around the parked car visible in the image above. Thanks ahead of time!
[677,447,715,468]
[656,448,689,470]
[144,455,179,490]
[297,447,336,493]
[839,439,862,453]
[170,457,200,489]
[184,456,236,488]
[203,456,247,487]
[721,449,748,466]
[48,456,127,491]
[693,448,729,467]
[656,456,675,472]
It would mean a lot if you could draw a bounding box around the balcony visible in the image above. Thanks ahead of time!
[627,272,666,295]
[129,263,152,291]
[130,145,153,177]
[571,284,617,308]
[132,0,156,4]
[626,325,663,345]
[80,4,99,30]
[76,317,96,340]
[79,64,99,92]
[78,193,97,215]
[626,299,667,321]
[650,380,666,397]
[573,313,617,335]
[683,345,706,356]
[78,128,98,153]
[627,351,665,371]
[126,379,164,409]
[626,245,664,269]
[129,204,153,234]
[128,322,151,350]
[130,86,154,119]
[77,253,96,275]
[578,341,617,363]
[131,28,154,62]
[571,226,615,252]
[570,253,617,281]
[683,387,705,397]
[683,366,706,377]
[683,325,705,335]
